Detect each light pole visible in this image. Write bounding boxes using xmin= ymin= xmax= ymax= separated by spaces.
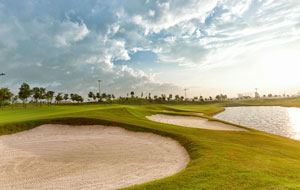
xmin=184 ymin=88 xmax=188 ymax=100
xmin=98 ymin=80 xmax=102 ymax=96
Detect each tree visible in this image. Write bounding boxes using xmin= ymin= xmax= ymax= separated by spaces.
xmin=96 ymin=93 xmax=102 ymax=102
xmin=64 ymin=94 xmax=69 ymax=102
xmin=18 ymin=83 xmax=31 ymax=107
xmin=46 ymin=91 xmax=55 ymax=105
xmin=70 ymin=93 xmax=75 ymax=102
xmin=130 ymin=91 xmax=135 ymax=98
xmin=199 ymin=96 xmax=204 ymax=102
xmin=11 ymin=95 xmax=18 ymax=107
xmin=141 ymin=92 xmax=143 ymax=98
xmin=88 ymin=91 xmax=95 ymax=102
xmin=55 ymin=93 xmax=63 ymax=103
xmin=102 ymin=93 xmax=107 ymax=100
xmin=168 ymin=94 xmax=173 ymax=101
xmin=39 ymin=88 xmax=46 ymax=106
xmin=77 ymin=95 xmax=84 ymax=103
xmin=175 ymin=94 xmax=180 ymax=101
xmin=0 ymin=88 xmax=13 ymax=109
xmin=32 ymin=87 xmax=41 ymax=105
xmin=70 ymin=93 xmax=83 ymax=103
xmin=161 ymin=94 xmax=166 ymax=101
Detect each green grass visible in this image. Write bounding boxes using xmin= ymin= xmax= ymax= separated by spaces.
xmin=1 ymin=99 xmax=300 ymax=189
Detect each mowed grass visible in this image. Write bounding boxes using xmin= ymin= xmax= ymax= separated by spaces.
xmin=1 ymin=99 xmax=300 ymax=189
xmin=0 ymin=104 xmax=121 ymax=125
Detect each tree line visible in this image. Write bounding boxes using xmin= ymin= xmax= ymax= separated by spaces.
xmin=0 ymin=83 xmax=84 ymax=108
xmin=0 ymin=83 xmax=230 ymax=108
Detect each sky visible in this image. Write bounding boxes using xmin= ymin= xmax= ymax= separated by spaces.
xmin=0 ymin=0 xmax=300 ymax=98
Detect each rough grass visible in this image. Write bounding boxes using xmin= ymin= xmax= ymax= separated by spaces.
xmin=1 ymin=99 xmax=300 ymax=189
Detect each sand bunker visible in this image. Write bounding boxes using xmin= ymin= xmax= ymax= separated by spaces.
xmin=147 ymin=114 xmax=247 ymax=131
xmin=0 ymin=124 xmax=189 ymax=190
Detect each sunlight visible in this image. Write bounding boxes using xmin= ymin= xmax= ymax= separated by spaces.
xmin=261 ymin=50 xmax=300 ymax=85
xmin=288 ymin=108 xmax=300 ymax=139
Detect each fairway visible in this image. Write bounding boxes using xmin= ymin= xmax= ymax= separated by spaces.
xmin=1 ymin=101 xmax=300 ymax=189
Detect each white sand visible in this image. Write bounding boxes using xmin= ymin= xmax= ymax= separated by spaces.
xmin=147 ymin=114 xmax=248 ymax=131
xmin=0 ymin=124 xmax=189 ymax=190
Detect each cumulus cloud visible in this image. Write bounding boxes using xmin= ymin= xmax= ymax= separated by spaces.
xmin=0 ymin=0 xmax=299 ymax=97
xmin=54 ymin=20 xmax=90 ymax=47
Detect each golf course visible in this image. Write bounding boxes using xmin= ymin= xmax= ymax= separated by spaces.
xmin=1 ymin=98 xmax=300 ymax=189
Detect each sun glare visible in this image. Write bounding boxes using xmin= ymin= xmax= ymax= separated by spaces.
xmin=261 ymin=50 xmax=300 ymax=85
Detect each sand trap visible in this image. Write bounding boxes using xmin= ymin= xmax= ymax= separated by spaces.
xmin=0 ymin=124 xmax=189 ymax=190
xmin=147 ymin=114 xmax=247 ymax=131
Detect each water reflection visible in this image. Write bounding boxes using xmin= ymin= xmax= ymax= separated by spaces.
xmin=287 ymin=108 xmax=300 ymax=139
xmin=214 ymin=106 xmax=300 ymax=140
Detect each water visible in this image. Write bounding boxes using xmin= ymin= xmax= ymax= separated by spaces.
xmin=214 ymin=106 xmax=300 ymax=140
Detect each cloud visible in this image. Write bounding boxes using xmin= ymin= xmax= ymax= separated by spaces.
xmin=54 ymin=20 xmax=90 ymax=47
xmin=1 ymin=0 xmax=300 ymax=97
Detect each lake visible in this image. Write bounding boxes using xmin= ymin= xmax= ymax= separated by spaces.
xmin=214 ymin=106 xmax=300 ymax=140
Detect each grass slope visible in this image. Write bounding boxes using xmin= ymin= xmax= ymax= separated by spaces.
xmin=1 ymin=100 xmax=300 ymax=189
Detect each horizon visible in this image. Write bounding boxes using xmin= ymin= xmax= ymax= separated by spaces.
xmin=0 ymin=0 xmax=300 ymax=98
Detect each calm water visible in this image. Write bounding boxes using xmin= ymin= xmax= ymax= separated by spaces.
xmin=214 ymin=106 xmax=300 ymax=140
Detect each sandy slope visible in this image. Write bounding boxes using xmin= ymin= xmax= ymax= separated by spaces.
xmin=147 ymin=114 xmax=247 ymax=131
xmin=0 ymin=124 xmax=189 ymax=190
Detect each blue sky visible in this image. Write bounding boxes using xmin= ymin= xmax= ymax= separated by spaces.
xmin=0 ymin=0 xmax=300 ymax=98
